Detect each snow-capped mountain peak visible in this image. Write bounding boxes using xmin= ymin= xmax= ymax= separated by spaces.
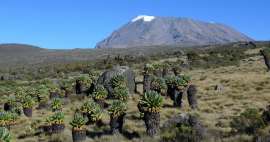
xmin=131 ymin=15 xmax=155 ymax=22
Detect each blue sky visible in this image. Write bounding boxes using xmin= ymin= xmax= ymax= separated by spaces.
xmin=0 ymin=0 xmax=269 ymax=49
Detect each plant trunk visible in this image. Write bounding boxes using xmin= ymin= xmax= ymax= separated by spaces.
xmin=173 ymin=89 xmax=183 ymax=108
xmin=23 ymin=107 xmax=32 ymax=117
xmin=37 ymin=102 xmax=48 ymax=109
xmin=75 ymin=80 xmax=82 ymax=94
xmin=167 ymin=85 xmax=175 ymax=99
xmin=50 ymin=92 xmax=60 ymax=99
xmin=143 ymin=74 xmax=151 ymax=93
xmin=110 ymin=114 xmax=125 ymax=134
xmin=154 ymin=70 xmax=163 ymax=77
xmin=51 ymin=124 xmax=65 ymax=133
xmin=144 ymin=112 xmax=160 ymax=137
xmin=187 ymin=85 xmax=198 ymax=109
xmin=4 ymin=103 xmax=13 ymax=111
xmin=162 ymin=68 xmax=169 ymax=77
xmin=43 ymin=125 xmax=53 ymax=134
xmin=260 ymin=50 xmax=270 ymax=71
xmin=72 ymin=129 xmax=86 ymax=142
xmin=94 ymin=99 xmax=106 ymax=108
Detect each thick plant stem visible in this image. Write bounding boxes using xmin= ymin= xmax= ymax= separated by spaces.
xmin=173 ymin=89 xmax=183 ymax=108
xmin=260 ymin=50 xmax=270 ymax=71
xmin=75 ymin=80 xmax=82 ymax=94
xmin=110 ymin=114 xmax=125 ymax=134
xmin=144 ymin=112 xmax=160 ymax=137
xmin=187 ymin=84 xmax=198 ymax=109
xmin=143 ymin=74 xmax=151 ymax=94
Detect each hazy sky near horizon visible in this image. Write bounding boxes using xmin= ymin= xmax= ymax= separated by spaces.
xmin=0 ymin=0 xmax=269 ymax=49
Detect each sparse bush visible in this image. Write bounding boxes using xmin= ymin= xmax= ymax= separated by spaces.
xmin=230 ymin=108 xmax=266 ymax=134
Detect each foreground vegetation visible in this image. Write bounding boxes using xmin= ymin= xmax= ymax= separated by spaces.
xmin=0 ymin=42 xmax=270 ymax=141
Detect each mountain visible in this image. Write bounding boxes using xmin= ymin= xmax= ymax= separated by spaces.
xmin=96 ymin=15 xmax=253 ymax=48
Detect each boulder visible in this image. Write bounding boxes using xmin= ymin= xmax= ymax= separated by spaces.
xmin=97 ymin=66 xmax=136 ymax=95
xmin=162 ymin=113 xmax=207 ymax=142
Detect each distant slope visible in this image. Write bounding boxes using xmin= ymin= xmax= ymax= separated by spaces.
xmin=96 ymin=16 xmax=253 ymax=48
xmin=0 ymin=41 xmax=268 ymax=70
xmin=0 ymin=44 xmax=44 ymax=53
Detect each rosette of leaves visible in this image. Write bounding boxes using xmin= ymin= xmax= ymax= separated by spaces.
xmin=21 ymin=95 xmax=35 ymax=108
xmin=151 ymin=77 xmax=167 ymax=94
xmin=175 ymin=77 xmax=188 ymax=90
xmin=77 ymin=76 xmax=92 ymax=87
xmin=180 ymin=75 xmax=191 ymax=84
xmin=48 ymin=84 xmax=61 ymax=94
xmin=89 ymin=106 xmax=103 ymax=122
xmin=80 ymin=100 xmax=103 ymax=122
xmin=139 ymin=91 xmax=163 ymax=113
xmin=4 ymin=96 xmax=17 ymax=108
xmin=51 ymin=98 xmax=63 ymax=112
xmin=108 ymin=101 xmax=127 ymax=118
xmin=110 ymin=75 xmax=126 ymax=88
xmin=60 ymin=80 xmax=73 ymax=93
xmin=0 ymin=127 xmax=11 ymax=142
xmin=80 ymin=100 xmax=97 ymax=114
xmin=4 ymin=96 xmax=22 ymax=115
xmin=113 ymin=86 xmax=128 ymax=101
xmin=36 ymin=85 xmax=50 ymax=103
xmin=70 ymin=113 xmax=88 ymax=130
xmin=26 ymin=87 xmax=38 ymax=102
xmin=14 ymin=87 xmax=27 ymax=102
xmin=48 ymin=112 xmax=65 ymax=125
xmin=165 ymin=76 xmax=177 ymax=88
xmin=88 ymin=70 xmax=99 ymax=83
xmin=144 ymin=63 xmax=154 ymax=74
xmin=0 ymin=112 xmax=18 ymax=127
xmin=152 ymin=63 xmax=162 ymax=71
xmin=92 ymin=85 xmax=108 ymax=100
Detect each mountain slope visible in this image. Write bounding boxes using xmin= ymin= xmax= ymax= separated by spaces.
xmin=96 ymin=16 xmax=253 ymax=48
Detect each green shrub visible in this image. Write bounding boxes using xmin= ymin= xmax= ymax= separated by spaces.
xmin=230 ymin=108 xmax=266 ymax=134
